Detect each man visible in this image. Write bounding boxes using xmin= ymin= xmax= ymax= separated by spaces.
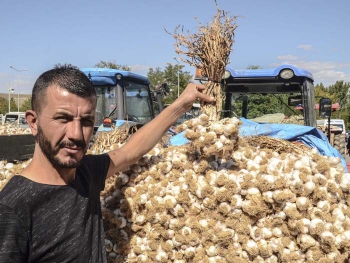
xmin=0 ymin=65 xmax=214 ymax=262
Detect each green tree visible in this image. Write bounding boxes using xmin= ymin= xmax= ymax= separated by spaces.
xmin=0 ymin=97 xmax=9 ymax=115
xmin=315 ymin=81 xmax=350 ymax=128
xmin=328 ymin=81 xmax=350 ymax=117
xmin=315 ymin=83 xmax=334 ymax=100
xmin=20 ymin=97 xmax=32 ymax=112
xmin=147 ymin=63 xmax=193 ymax=105
xmin=147 ymin=67 xmax=164 ymax=89
xmin=9 ymin=98 xmax=18 ymax=112
xmin=94 ymin=60 xmax=131 ymax=71
xmin=246 ymin=95 xmax=292 ymax=119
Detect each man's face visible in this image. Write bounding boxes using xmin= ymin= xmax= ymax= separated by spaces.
xmin=36 ymin=85 xmax=96 ymax=168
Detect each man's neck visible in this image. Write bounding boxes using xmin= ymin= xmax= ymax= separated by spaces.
xmin=21 ymin=151 xmax=77 ymax=185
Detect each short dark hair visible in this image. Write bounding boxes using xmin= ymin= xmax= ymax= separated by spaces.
xmin=31 ymin=64 xmax=96 ymax=113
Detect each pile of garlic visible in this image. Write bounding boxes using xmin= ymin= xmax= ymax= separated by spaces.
xmin=2 ymin=114 xmax=350 ymax=262
xmin=0 ymin=160 xmax=30 ymax=190
xmin=100 ymin=114 xmax=350 ymax=263
xmin=0 ymin=123 xmax=31 ymax=135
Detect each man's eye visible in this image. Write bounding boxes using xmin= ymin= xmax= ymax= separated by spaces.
xmin=57 ymin=117 xmax=68 ymax=122
xmin=82 ymin=119 xmax=94 ymax=126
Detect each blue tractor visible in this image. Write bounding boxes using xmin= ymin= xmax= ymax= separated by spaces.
xmin=173 ymin=64 xmax=348 ymax=170
xmin=216 ymin=64 xmax=317 ymax=127
xmin=80 ymin=68 xmax=167 ymax=133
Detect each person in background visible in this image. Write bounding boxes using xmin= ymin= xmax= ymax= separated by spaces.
xmin=0 ymin=64 xmax=214 ymax=263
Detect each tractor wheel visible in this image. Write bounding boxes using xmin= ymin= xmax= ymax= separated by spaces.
xmin=333 ymin=134 xmax=346 ymax=156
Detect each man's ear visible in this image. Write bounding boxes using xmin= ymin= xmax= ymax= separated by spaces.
xmin=25 ymin=110 xmax=38 ymax=136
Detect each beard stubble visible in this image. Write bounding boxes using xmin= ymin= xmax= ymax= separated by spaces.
xmin=36 ymin=125 xmax=87 ymax=168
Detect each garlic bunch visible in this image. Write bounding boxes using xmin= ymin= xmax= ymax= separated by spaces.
xmin=0 ymin=123 xmax=31 ymax=135
xmin=0 ymin=159 xmax=31 ymax=190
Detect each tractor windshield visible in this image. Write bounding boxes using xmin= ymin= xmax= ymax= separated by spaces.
xmin=95 ymin=86 xmax=116 ymax=126
xmin=229 ymin=93 xmax=304 ymax=125
xmin=124 ymin=83 xmax=153 ymax=124
xmin=80 ymin=67 xmax=155 ymax=129
xmin=95 ymin=82 xmax=153 ymax=126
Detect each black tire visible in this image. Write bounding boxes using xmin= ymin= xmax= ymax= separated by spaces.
xmin=333 ymin=134 xmax=346 ymax=156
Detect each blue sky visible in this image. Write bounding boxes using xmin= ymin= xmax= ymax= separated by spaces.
xmin=1 ymin=0 xmax=350 ymax=94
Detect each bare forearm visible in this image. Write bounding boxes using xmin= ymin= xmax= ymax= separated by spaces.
xmin=124 ymin=102 xmax=185 ymax=159
xmin=107 ymin=102 xmax=184 ymax=175
xmin=107 ymin=83 xmax=214 ymax=176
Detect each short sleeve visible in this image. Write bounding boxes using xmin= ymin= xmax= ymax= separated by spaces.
xmin=78 ymin=154 xmax=111 ymax=192
xmin=0 ymin=204 xmax=29 ymax=263
xmin=92 ymin=154 xmax=111 ymax=191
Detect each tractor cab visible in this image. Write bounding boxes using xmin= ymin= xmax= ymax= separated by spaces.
xmin=214 ymin=65 xmax=317 ymax=127
xmin=80 ymin=68 xmax=162 ymax=132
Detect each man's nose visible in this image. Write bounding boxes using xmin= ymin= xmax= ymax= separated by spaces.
xmin=66 ymin=120 xmax=84 ymax=141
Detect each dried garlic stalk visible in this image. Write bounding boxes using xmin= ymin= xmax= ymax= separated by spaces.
xmin=168 ymin=0 xmax=239 ymax=121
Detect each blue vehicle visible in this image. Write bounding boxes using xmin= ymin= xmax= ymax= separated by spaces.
xmin=80 ymin=68 xmax=166 ymax=132
xmin=189 ymin=64 xmax=347 ymax=170
xmin=218 ymin=64 xmax=317 ymax=127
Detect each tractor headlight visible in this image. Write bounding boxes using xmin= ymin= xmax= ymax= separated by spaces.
xmin=103 ymin=117 xmax=113 ymax=127
xmin=222 ymin=70 xmax=231 ymax=79
xmin=280 ymin=69 xmax=294 ymax=79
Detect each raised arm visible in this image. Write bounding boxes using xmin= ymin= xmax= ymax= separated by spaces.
xmin=106 ymin=83 xmax=214 ymax=178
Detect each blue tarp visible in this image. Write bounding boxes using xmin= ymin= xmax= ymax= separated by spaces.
xmin=97 ymin=120 xmax=138 ymax=132
xmin=170 ymin=118 xmax=348 ymax=172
